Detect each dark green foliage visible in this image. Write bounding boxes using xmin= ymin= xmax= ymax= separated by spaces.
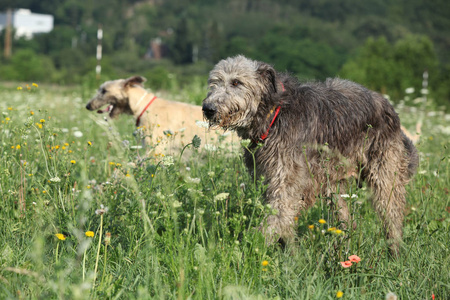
xmin=340 ymin=35 xmax=444 ymax=103
xmin=0 ymin=0 xmax=449 ymax=106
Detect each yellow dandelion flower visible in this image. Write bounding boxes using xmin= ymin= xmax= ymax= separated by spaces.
xmin=64 ymin=143 xmax=69 ymax=146
xmin=87 ymin=141 xmax=92 ymax=146
xmin=62 ymin=146 xmax=66 ymax=150
xmin=68 ymin=150 xmax=72 ymax=153
xmin=125 ymin=173 xmax=131 ymax=177
xmin=334 ymin=229 xmax=343 ymax=235
xmin=261 ymin=260 xmax=269 ymax=267
xmin=23 ymin=161 xmax=27 ymax=166
xmin=327 ymin=227 xmax=336 ymax=232
xmin=55 ymin=145 xmax=60 ymax=150
xmin=85 ymin=231 xmax=94 ymax=238
xmin=87 ymin=185 xmax=91 ymax=189
xmin=109 ymin=162 xmax=115 ymax=165
xmin=151 ymin=174 xmax=154 ymax=178
xmin=5 ymin=117 xmax=10 ymax=121
xmin=30 ymin=111 xmax=34 ymax=115
xmin=17 ymin=86 xmax=23 ymax=90
xmin=70 ymin=160 xmax=76 ymax=164
xmin=336 ymin=290 xmax=344 ymax=298
xmin=16 ymin=145 xmax=21 ymax=150
xmin=319 ymin=219 xmax=326 ymax=224
xmin=32 ymin=83 xmax=38 ymax=88
xmin=38 ymin=124 xmax=42 ymax=129
xmin=39 ymin=119 xmax=45 ymax=123
xmin=262 ymin=268 xmax=268 ymax=272
xmin=116 ymin=163 xmax=121 ymax=167
xmin=308 ymin=224 xmax=315 ymax=230
xmin=43 ymin=190 xmax=46 ymax=193
xmin=55 ymin=233 xmax=66 ymax=240
xmin=294 ymin=216 xmax=299 ymax=221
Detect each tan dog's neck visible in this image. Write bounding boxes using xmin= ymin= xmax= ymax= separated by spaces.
xmin=128 ymin=85 xmax=157 ymax=120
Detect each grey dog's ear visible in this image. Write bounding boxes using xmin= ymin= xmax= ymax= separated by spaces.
xmin=257 ymin=62 xmax=277 ymax=93
xmin=124 ymin=76 xmax=147 ymax=87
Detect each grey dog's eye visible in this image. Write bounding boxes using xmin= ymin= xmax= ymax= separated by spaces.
xmin=100 ymin=88 xmax=106 ymax=94
xmin=231 ymin=79 xmax=241 ymax=87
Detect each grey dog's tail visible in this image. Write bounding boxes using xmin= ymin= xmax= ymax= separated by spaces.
xmin=402 ymin=132 xmax=419 ymax=178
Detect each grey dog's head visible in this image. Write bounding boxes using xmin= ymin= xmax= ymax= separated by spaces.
xmin=85 ymin=76 xmax=146 ymax=118
xmin=202 ymin=55 xmax=277 ymax=130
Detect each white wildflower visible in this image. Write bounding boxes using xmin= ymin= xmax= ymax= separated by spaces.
xmin=240 ymin=139 xmax=251 ymax=148
xmin=172 ymin=200 xmax=182 ymax=208
xmin=340 ymin=194 xmax=350 ymax=198
xmin=186 ymin=177 xmax=201 ymax=184
xmin=204 ymin=144 xmax=217 ymax=152
xmin=162 ymin=155 xmax=174 ymax=166
xmin=351 ymin=194 xmax=358 ymax=199
xmin=50 ymin=177 xmax=61 ymax=183
xmin=420 ymin=88 xmax=429 ymax=95
xmin=195 ymin=121 xmax=209 ymax=129
xmin=73 ymin=130 xmax=83 ymax=138
xmin=385 ymin=292 xmax=398 ymax=300
xmin=214 ymin=193 xmax=229 ymax=201
xmin=95 ymin=204 xmax=108 ymax=215
xmin=405 ymin=87 xmax=415 ymax=94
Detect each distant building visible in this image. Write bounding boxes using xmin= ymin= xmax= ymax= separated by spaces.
xmin=0 ymin=9 xmax=54 ymax=39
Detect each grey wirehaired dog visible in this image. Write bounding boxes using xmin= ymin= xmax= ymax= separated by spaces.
xmin=202 ymin=55 xmax=418 ymax=256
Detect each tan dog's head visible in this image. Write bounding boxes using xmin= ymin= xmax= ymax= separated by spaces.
xmin=86 ymin=76 xmax=146 ymax=118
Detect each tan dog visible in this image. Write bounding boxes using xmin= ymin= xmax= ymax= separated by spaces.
xmin=86 ymin=76 xmax=235 ymax=153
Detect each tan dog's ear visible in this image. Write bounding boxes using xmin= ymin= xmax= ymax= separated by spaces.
xmin=124 ymin=76 xmax=147 ymax=88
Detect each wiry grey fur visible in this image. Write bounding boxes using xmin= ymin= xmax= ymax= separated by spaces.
xmin=202 ymin=55 xmax=418 ymax=256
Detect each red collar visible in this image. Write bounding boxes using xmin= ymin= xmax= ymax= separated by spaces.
xmin=259 ymin=82 xmax=285 ymax=141
xmin=260 ymin=106 xmax=281 ymax=141
xmin=135 ymin=96 xmax=157 ymax=127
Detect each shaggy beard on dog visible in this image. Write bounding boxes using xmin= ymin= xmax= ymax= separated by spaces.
xmin=203 ymin=55 xmax=418 ymax=256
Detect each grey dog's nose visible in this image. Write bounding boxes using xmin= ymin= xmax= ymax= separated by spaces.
xmin=202 ymin=102 xmax=216 ymax=119
xmin=86 ymin=103 xmax=92 ymax=110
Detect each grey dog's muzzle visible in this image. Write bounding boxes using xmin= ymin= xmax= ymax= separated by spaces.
xmin=202 ymin=101 xmax=217 ymax=120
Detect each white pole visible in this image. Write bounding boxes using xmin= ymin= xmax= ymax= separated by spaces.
xmin=96 ymin=24 xmax=103 ymax=79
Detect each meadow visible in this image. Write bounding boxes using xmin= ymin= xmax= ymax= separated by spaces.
xmin=0 ymin=80 xmax=448 ymax=299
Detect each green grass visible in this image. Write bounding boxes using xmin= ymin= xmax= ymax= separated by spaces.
xmin=0 ymin=82 xmax=448 ymax=299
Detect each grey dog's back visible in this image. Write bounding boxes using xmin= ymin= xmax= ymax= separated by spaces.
xmin=260 ymin=76 xmax=418 ymax=176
